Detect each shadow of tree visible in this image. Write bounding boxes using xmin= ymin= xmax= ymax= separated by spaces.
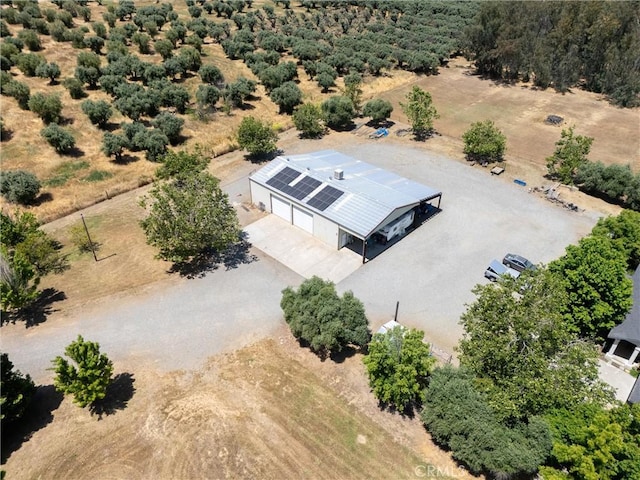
xmin=244 ymin=148 xmax=282 ymax=164
xmin=328 ymin=345 xmax=358 ymax=363
xmin=1 ymin=288 xmax=67 ymax=328
xmin=169 ymin=233 xmax=258 ymax=279
xmin=24 ymin=288 xmax=67 ymax=328
xmin=1 ymin=384 xmax=63 ymax=463
xmin=89 ymin=372 xmax=136 ymax=420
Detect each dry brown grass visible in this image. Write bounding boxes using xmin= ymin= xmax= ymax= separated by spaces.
xmin=3 ymin=337 xmax=472 ymax=480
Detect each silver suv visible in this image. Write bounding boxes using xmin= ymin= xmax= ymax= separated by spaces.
xmin=485 ymin=260 xmax=520 ymax=282
xmin=502 ymin=253 xmax=535 ymax=273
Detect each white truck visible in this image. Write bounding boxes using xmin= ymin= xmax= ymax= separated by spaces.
xmin=375 ymin=210 xmax=415 ymax=244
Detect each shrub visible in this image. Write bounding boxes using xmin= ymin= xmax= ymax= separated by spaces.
xmin=15 ymin=52 xmax=44 ymax=76
xmin=292 ymin=103 xmax=324 ymax=138
xmin=0 ymin=353 xmax=36 ymax=427
xmin=81 ymin=99 xmax=112 ymax=128
xmin=236 ymin=116 xmax=278 ymax=157
xmin=462 ymin=120 xmax=507 ymax=163
xmin=17 ymin=28 xmax=41 ymax=51
xmin=41 ymin=123 xmax=75 ymax=154
xmin=0 ymin=170 xmax=41 ymax=204
xmin=35 ymin=62 xmax=61 ymax=84
xmin=321 ymin=96 xmax=355 ymax=130
xmin=29 ymin=92 xmax=63 ymax=124
xmin=151 ymin=111 xmax=184 ymax=145
xmin=5 ymin=80 xmax=30 ymax=109
xmin=62 ymin=77 xmax=85 ymax=99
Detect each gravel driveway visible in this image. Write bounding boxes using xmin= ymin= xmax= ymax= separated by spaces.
xmin=0 ymin=134 xmax=600 ymax=380
xmin=332 ymin=141 xmax=600 ymax=356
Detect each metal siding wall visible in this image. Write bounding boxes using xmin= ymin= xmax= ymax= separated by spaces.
xmin=292 ymin=206 xmax=313 ymax=233
xmin=313 ymin=214 xmax=340 ymax=248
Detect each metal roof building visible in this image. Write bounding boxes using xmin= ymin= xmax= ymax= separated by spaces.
xmin=606 ymin=266 xmax=640 ymax=368
xmin=249 ymin=150 xmax=442 ymax=261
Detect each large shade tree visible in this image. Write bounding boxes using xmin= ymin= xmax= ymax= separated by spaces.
xmin=236 ymin=116 xmax=278 ymax=158
xmin=280 ymin=276 xmax=370 ymax=357
xmin=549 ymin=235 xmax=633 ymax=340
xmin=462 ymin=120 xmax=506 ymax=163
xmin=139 ymin=172 xmax=240 ymax=264
xmin=363 ymin=326 xmax=435 ymax=412
xmin=458 ymin=268 xmax=614 ymax=421
xmin=546 ymin=126 xmax=594 ymax=184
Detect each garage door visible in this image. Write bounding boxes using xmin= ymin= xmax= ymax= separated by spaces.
xmin=293 ymin=206 xmax=313 ymax=233
xmin=271 ymin=195 xmax=291 ymax=221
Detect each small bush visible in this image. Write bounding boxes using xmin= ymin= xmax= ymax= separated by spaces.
xmin=0 ymin=170 xmax=41 ymax=204
xmin=29 ymin=92 xmax=63 ymax=123
xmin=62 ymin=77 xmax=86 ymax=99
xmin=41 ymin=123 xmax=75 ymax=154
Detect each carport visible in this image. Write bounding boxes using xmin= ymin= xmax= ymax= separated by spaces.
xmin=249 ymin=150 xmax=442 ymax=263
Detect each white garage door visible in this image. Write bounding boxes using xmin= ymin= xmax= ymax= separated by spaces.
xmin=293 ymin=206 xmax=313 ymax=233
xmin=271 ymin=195 xmax=291 ymax=221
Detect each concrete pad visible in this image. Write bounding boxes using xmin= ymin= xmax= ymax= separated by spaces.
xmin=244 ymin=215 xmax=362 ymax=283
xmin=598 ymin=359 xmax=636 ymax=403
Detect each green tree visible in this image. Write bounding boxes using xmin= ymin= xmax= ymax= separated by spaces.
xmin=41 ymin=123 xmax=75 ymax=154
xmin=422 ymin=366 xmax=552 ymax=477
xmin=28 ymin=92 xmax=63 ymax=124
xmin=236 ymin=116 xmax=278 ymax=158
xmin=1 ymin=210 xmax=67 ymax=276
xmin=101 ymin=132 xmax=129 ymax=162
xmin=18 ymin=29 xmax=41 ymax=51
xmin=549 ymin=235 xmax=633 ymax=340
xmin=591 ymin=210 xmax=640 ymax=271
xmin=154 ymin=38 xmax=174 ymax=60
xmin=139 ymin=171 xmax=240 ymax=264
xmin=362 ymin=98 xmax=393 ymax=125
xmin=292 ymin=103 xmax=324 ymax=138
xmin=363 ymin=326 xmax=435 ymax=411
xmin=0 ymin=170 xmax=40 ymax=205
xmin=546 ymin=126 xmax=594 ymax=184
xmin=321 ymin=95 xmax=355 ymax=130
xmin=52 ymin=335 xmax=113 ymax=408
xmin=81 ymin=99 xmax=112 ymax=128
xmin=280 ymin=276 xmax=370 ymax=356
xmin=62 ymin=77 xmax=86 ymax=99
xmin=15 ymin=52 xmax=44 ymax=76
xmin=155 ymin=149 xmax=209 ymax=180
xmin=462 ymin=120 xmax=506 ymax=163
xmin=342 ymin=72 xmax=363 ymax=114
xmin=269 ymin=81 xmax=302 ymax=114
xmin=151 ymin=111 xmax=184 ymax=145
xmin=541 ymin=403 xmax=640 ymax=480
xmin=5 ymin=80 xmax=30 ymax=109
xmin=35 ymin=62 xmax=61 ymax=84
xmin=139 ymin=129 xmax=169 ymax=162
xmin=0 ymin=246 xmax=40 ymax=313
xmin=458 ymin=268 xmax=614 ymax=421
xmin=400 ymin=86 xmax=440 ymax=139
xmin=400 ymin=86 xmax=439 ymax=139
xmin=224 ymin=76 xmax=257 ymax=108
xmin=0 ymin=353 xmax=36 ymax=426
xmin=198 ymin=64 xmax=224 ymax=86
xmin=196 ymin=84 xmax=221 ymax=110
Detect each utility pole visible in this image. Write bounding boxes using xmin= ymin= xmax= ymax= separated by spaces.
xmin=394 ymin=301 xmax=399 ymax=322
xmin=80 ymin=214 xmax=98 ymax=262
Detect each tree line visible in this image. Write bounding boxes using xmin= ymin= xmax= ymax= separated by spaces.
xmin=465 ymin=1 xmax=640 ymax=107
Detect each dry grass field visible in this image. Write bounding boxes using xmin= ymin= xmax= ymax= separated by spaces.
xmin=2 ymin=335 xmax=474 ymax=480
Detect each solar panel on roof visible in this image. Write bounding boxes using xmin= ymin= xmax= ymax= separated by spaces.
xmin=266 ymin=166 xmax=301 ymax=191
xmin=307 ymin=185 xmax=344 ymax=211
xmin=285 ymin=176 xmax=322 ymax=200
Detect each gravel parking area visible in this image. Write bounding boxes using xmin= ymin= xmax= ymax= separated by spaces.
xmin=329 ymin=141 xmax=600 ymax=357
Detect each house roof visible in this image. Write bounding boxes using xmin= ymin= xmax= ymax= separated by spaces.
xmin=629 ymin=376 xmax=640 ymax=404
xmin=249 ymin=150 xmax=441 ymax=238
xmin=609 ymin=266 xmax=640 ymax=346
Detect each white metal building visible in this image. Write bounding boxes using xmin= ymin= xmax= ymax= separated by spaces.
xmin=249 ymin=150 xmax=442 ymax=261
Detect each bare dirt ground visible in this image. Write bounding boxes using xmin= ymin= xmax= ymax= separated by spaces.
xmin=2 ymin=334 xmax=474 ymax=480
xmin=3 ymin=42 xmax=638 ymax=480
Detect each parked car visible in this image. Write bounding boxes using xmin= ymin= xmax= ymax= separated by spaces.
xmin=502 ymin=253 xmax=536 ymax=273
xmin=485 ymin=259 xmax=521 ymax=282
